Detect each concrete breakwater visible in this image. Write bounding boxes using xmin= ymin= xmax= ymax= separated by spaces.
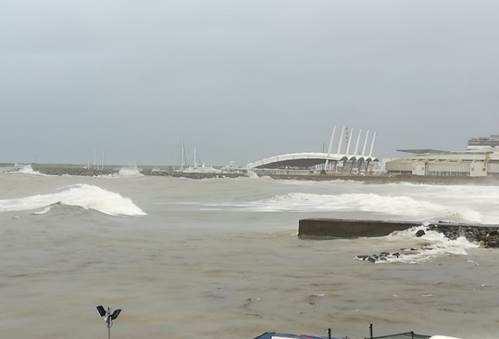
xmin=427 ymin=222 xmax=499 ymax=248
xmin=4 ymin=163 xmax=499 ymax=183
xmin=0 ymin=164 xmax=243 ymax=178
xmin=33 ymin=166 xmax=117 ymax=176
xmin=141 ymin=168 xmax=245 ymax=179
xmin=298 ymin=218 xmax=421 ymax=239
xmin=21 ymin=164 xmax=247 ymax=178
xmin=266 ymin=173 xmax=499 ymax=185
xmin=299 ymin=218 xmax=499 ymax=248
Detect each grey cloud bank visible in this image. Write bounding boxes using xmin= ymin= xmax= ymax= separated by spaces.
xmin=1 ymin=0 xmax=498 ymax=165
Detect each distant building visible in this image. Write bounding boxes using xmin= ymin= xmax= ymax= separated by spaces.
xmin=248 ymin=125 xmax=379 ymax=175
xmin=467 ymin=134 xmax=499 ymax=150
xmin=386 ymin=135 xmax=499 ymax=177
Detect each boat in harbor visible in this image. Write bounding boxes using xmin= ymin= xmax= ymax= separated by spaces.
xmin=178 ymin=145 xmax=222 ymax=174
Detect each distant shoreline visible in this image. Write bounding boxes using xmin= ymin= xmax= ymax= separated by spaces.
xmin=264 ymin=173 xmax=499 ymax=185
xmin=2 ymin=163 xmax=499 ymax=185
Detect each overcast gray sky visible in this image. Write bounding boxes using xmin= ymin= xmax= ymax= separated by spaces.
xmin=1 ymin=0 xmax=498 ymax=165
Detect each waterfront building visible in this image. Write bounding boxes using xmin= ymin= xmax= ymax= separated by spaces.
xmin=247 ymin=125 xmax=379 ymax=175
xmin=386 ymin=135 xmax=499 ymax=177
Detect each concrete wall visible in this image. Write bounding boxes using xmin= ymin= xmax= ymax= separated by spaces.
xmin=299 ymin=218 xmax=499 ymax=247
xmin=298 ymin=218 xmax=420 ymax=238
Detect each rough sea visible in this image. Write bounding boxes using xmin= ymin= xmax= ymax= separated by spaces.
xmin=1 ymin=167 xmax=498 ymax=338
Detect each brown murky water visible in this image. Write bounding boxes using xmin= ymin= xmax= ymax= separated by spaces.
xmin=1 ymin=174 xmax=498 ymax=338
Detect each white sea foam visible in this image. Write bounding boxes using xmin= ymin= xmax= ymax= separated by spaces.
xmin=218 ymin=193 xmax=483 ymax=222
xmin=0 ymin=184 xmax=146 ymax=216
xmin=11 ymin=164 xmax=46 ymax=176
xmin=98 ymin=167 xmax=144 ymax=178
xmin=118 ymin=167 xmax=144 ymax=177
xmin=32 ymin=206 xmax=53 ymax=215
xmin=383 ymin=226 xmax=479 ymax=264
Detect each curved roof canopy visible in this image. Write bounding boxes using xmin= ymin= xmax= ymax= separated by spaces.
xmin=247 ymin=152 xmax=378 ymax=169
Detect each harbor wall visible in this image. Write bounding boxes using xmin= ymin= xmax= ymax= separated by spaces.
xmin=2 ymin=163 xmax=499 ymax=184
xmin=299 ymin=218 xmax=499 ymax=247
xmin=266 ymin=173 xmax=499 ymax=185
xmin=298 ymin=218 xmax=420 ymax=238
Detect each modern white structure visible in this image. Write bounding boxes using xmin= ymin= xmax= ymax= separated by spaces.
xmin=247 ymin=125 xmax=378 ymax=173
xmin=386 ymin=134 xmax=499 ymax=177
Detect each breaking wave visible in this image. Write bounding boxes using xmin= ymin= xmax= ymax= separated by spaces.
xmin=0 ymin=184 xmax=146 ymax=216
xmin=98 ymin=167 xmax=144 ymax=178
xmin=118 ymin=167 xmax=144 ymax=177
xmin=32 ymin=205 xmax=53 ymax=215
xmin=219 ymin=193 xmax=483 ymax=222
xmin=11 ymin=164 xmax=46 ymax=176
xmin=383 ymin=226 xmax=479 ymax=264
xmin=100 ymin=167 xmax=144 ymax=178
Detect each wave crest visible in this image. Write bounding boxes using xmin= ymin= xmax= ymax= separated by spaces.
xmin=0 ymin=184 xmax=146 ymax=216
xmin=215 ymin=193 xmax=483 ymax=222
xmin=10 ymin=164 xmax=46 ymax=176
xmin=383 ymin=226 xmax=479 ymax=263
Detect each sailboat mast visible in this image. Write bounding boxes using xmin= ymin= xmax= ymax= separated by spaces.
xmin=180 ymin=143 xmax=185 ymax=171
xmin=193 ymin=147 xmax=197 ymax=168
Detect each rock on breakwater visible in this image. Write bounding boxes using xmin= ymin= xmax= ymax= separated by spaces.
xmin=427 ymin=222 xmax=499 ymax=248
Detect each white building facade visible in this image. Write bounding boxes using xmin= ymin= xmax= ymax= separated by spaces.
xmin=386 ymin=135 xmax=499 ymax=177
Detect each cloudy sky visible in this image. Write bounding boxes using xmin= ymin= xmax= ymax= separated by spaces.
xmin=1 ymin=0 xmax=498 ymax=165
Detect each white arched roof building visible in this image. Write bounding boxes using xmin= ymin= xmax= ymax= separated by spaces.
xmin=247 ymin=126 xmax=378 ymax=170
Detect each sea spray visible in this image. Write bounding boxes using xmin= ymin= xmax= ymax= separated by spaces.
xmin=10 ymin=164 xmax=46 ymax=176
xmin=99 ymin=167 xmax=144 ymax=178
xmin=0 ymin=184 xmax=146 ymax=216
xmin=207 ymin=192 xmax=483 ymax=223
xmin=118 ymin=167 xmax=144 ymax=177
xmin=357 ymin=226 xmax=479 ymax=264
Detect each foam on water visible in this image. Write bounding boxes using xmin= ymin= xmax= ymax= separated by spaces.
xmin=118 ymin=167 xmax=144 ymax=177
xmin=32 ymin=206 xmax=53 ymax=215
xmin=217 ymin=192 xmax=483 ymax=222
xmin=11 ymin=164 xmax=46 ymax=176
xmin=382 ymin=226 xmax=479 ymax=264
xmin=98 ymin=167 xmax=144 ymax=178
xmin=0 ymin=184 xmax=146 ymax=216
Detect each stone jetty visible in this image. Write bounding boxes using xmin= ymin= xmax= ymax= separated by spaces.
xmin=299 ymin=218 xmax=499 ymax=248
xmin=18 ymin=164 xmax=247 ymax=178
xmin=298 ymin=218 xmax=421 ymax=238
xmin=427 ymin=222 xmax=499 ymax=248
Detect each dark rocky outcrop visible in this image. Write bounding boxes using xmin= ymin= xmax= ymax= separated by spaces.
xmin=416 ymin=230 xmax=426 ymax=237
xmin=427 ymin=222 xmax=499 ymax=248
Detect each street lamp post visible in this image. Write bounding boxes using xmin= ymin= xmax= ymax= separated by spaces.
xmin=96 ymin=305 xmax=122 ymax=339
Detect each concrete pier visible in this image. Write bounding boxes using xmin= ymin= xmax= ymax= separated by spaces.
xmin=299 ymin=218 xmax=499 ymax=247
xmin=298 ymin=218 xmax=421 ymax=238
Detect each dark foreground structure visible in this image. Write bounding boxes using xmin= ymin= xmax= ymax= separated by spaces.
xmin=255 ymin=331 xmax=344 ymax=339
xmin=299 ymin=218 xmax=499 ymax=247
xmin=255 ymin=332 xmax=429 ymax=339
xmin=366 ymin=332 xmax=430 ymax=339
xmin=298 ymin=219 xmax=421 ymax=238
xmin=255 ymin=326 xmax=431 ymax=339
